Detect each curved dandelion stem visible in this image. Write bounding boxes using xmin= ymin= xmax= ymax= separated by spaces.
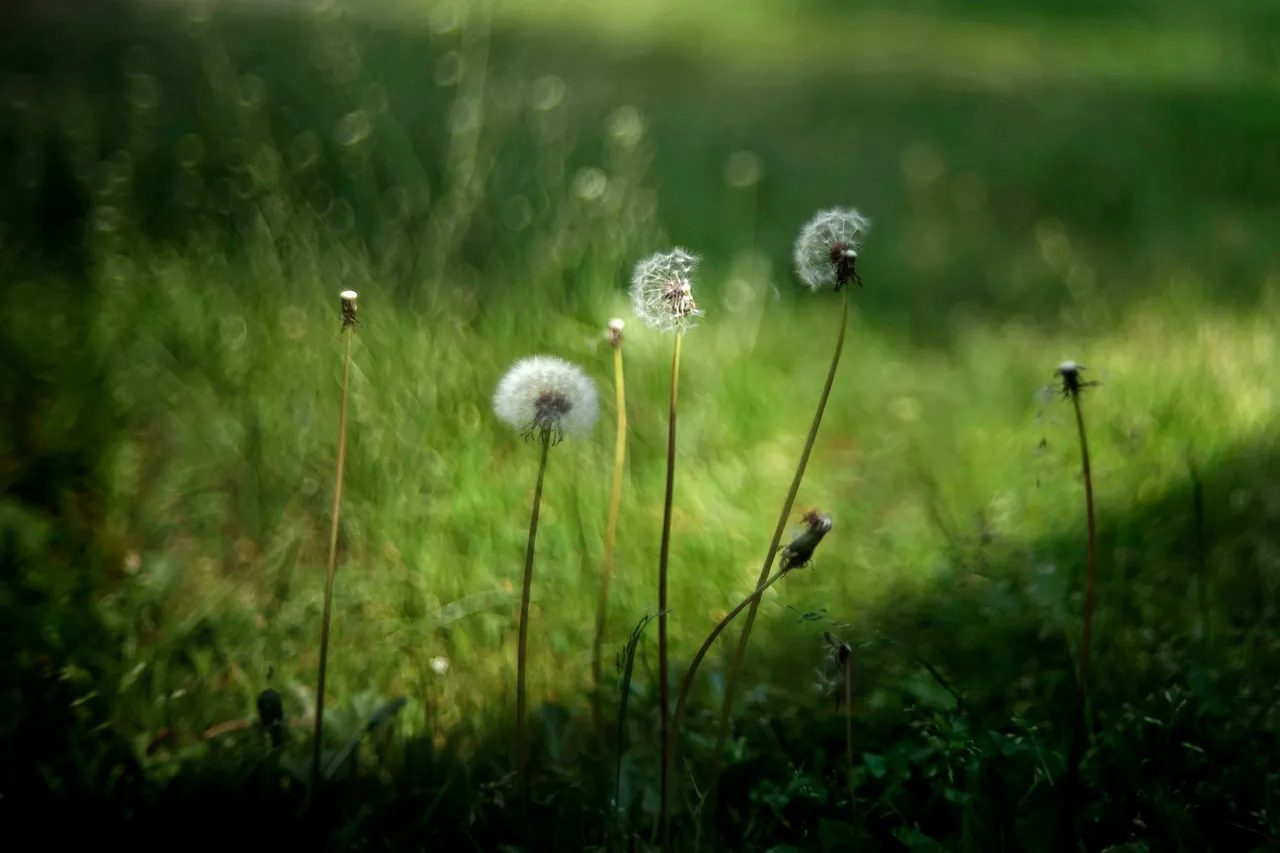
xmin=705 ymin=284 xmax=850 ymax=812
xmin=657 ymin=330 xmax=683 ymax=848
xmin=516 ymin=432 xmax=552 ymax=805
xmin=667 ymin=566 xmax=793 ymax=846
xmin=312 ymin=324 xmax=354 ymax=791
xmin=593 ymin=343 xmax=628 ymax=745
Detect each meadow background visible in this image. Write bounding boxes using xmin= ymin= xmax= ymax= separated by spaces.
xmin=1 ymin=0 xmax=1278 ymax=849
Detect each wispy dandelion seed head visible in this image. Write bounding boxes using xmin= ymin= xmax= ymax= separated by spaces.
xmin=493 ymin=355 xmax=598 ymax=442
xmin=631 ymin=248 xmax=703 ymax=333
xmin=794 ymin=208 xmax=871 ymax=291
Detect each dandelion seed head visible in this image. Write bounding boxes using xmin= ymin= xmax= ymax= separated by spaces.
xmin=794 ymin=208 xmax=871 ymax=291
xmin=340 ymin=290 xmax=358 ymax=301
xmin=493 ymin=355 xmax=598 ymax=442
xmin=631 ymin=247 xmax=703 ymax=333
xmin=429 ymin=655 xmax=450 ymax=676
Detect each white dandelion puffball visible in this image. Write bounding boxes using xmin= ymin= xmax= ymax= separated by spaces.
xmin=631 ymin=247 xmax=703 ymax=333
xmin=493 ymin=355 xmax=599 ymax=439
xmin=429 ymin=655 xmax=449 ymax=676
xmin=794 ymin=208 xmax=871 ymax=291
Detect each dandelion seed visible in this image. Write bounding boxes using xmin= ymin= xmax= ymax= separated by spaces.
xmin=493 ymin=355 xmax=598 ymax=444
xmin=794 ymin=208 xmax=871 ymax=291
xmin=429 ymin=656 xmax=450 ymax=676
xmin=631 ymin=248 xmax=703 ymax=333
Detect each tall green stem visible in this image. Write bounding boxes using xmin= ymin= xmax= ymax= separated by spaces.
xmin=593 ymin=344 xmax=628 ymax=743
xmin=312 ymin=325 xmax=353 ymax=790
xmin=844 ymin=654 xmax=858 ymax=844
xmin=1062 ymin=388 xmax=1097 ymax=847
xmin=657 ymin=331 xmax=683 ymax=847
xmin=516 ymin=433 xmax=552 ymax=804
xmin=706 ymin=286 xmax=850 ymax=808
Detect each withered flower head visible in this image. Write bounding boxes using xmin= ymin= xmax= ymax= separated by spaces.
xmin=339 ymin=290 xmax=359 ymax=330
xmin=606 ymin=318 xmax=625 ymax=349
xmin=1054 ymin=360 xmax=1097 ymax=399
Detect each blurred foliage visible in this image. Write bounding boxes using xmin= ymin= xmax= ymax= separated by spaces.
xmin=1 ymin=0 xmax=1278 ymax=850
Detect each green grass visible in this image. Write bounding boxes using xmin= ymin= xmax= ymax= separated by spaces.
xmin=2 ymin=0 xmax=1279 ymax=849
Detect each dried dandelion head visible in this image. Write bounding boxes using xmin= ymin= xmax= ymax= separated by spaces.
xmin=794 ymin=208 xmax=871 ymax=291
xmin=494 ymin=355 xmax=599 ymax=444
xmin=339 ymin=290 xmax=359 ymax=329
xmin=1054 ymin=360 xmax=1096 ymax=399
xmin=631 ymin=248 xmax=702 ymax=333
xmin=606 ymin=317 xmax=625 ymax=349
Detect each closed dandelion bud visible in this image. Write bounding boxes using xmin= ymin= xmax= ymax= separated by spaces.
xmin=631 ymin=248 xmax=703 ymax=333
xmin=780 ymin=509 xmax=833 ymax=570
xmin=794 ymin=208 xmax=871 ymax=291
xmin=494 ymin=355 xmax=599 ymax=444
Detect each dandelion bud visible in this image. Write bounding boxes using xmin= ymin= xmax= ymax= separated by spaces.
xmin=494 ymin=355 xmax=599 ymax=444
xmin=781 ymin=509 xmax=833 ymax=570
xmin=631 ymin=248 xmax=702 ymax=333
xmin=606 ymin=317 xmax=625 ymax=349
xmin=794 ymin=208 xmax=870 ymax=291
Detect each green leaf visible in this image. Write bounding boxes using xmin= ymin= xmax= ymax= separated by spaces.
xmin=862 ymin=751 xmax=887 ymax=778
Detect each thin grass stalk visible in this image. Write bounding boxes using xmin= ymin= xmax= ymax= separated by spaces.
xmin=657 ymin=330 xmax=683 ymax=847
xmin=593 ymin=342 xmax=628 ymax=743
xmin=516 ymin=433 xmax=552 ymax=805
xmin=844 ymin=653 xmax=858 ymax=844
xmin=1062 ymin=386 xmax=1097 ymax=847
xmin=311 ymin=324 xmax=353 ymax=790
xmin=706 ymin=285 xmax=850 ymax=805
xmin=1071 ymin=390 xmax=1098 ymax=710
xmin=666 ymin=566 xmax=793 ymax=846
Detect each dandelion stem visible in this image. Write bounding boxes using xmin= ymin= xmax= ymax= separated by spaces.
xmin=658 ymin=330 xmax=683 ymax=848
xmin=844 ymin=653 xmax=858 ymax=845
xmin=1062 ymin=386 xmax=1097 ymax=846
xmin=517 ymin=432 xmax=552 ymax=806
xmin=668 ymin=566 xmax=793 ymax=846
xmin=706 ymin=284 xmax=850 ymax=810
xmin=593 ymin=343 xmax=628 ymax=745
xmin=1071 ymin=389 xmax=1097 ymax=715
xmin=311 ymin=324 xmax=353 ymax=791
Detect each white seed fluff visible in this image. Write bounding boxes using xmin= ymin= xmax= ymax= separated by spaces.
xmin=793 ymin=208 xmax=871 ymax=291
xmin=1057 ymin=360 xmax=1080 ymax=374
xmin=631 ymin=247 xmax=703 ymax=333
xmin=493 ymin=355 xmax=598 ymax=439
xmin=340 ymin=290 xmax=359 ymax=300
